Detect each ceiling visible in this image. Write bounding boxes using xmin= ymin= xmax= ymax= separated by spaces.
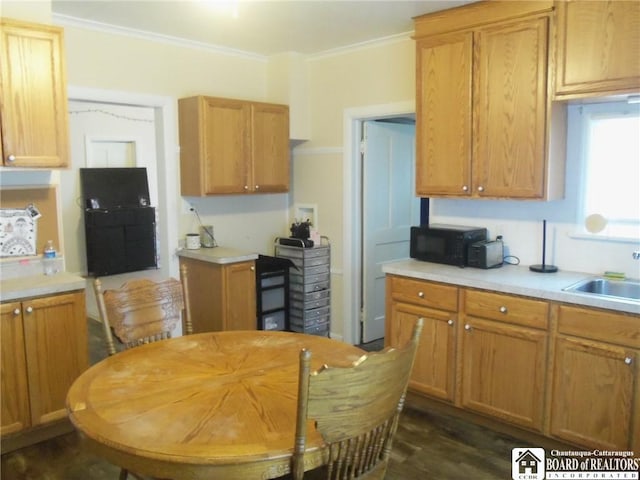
xmin=51 ymin=0 xmax=475 ymax=57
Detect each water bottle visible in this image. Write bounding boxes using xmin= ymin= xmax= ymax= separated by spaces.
xmin=43 ymin=240 xmax=57 ymax=276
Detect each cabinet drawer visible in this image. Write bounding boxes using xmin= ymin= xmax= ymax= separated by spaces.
xmin=388 ymin=276 xmax=458 ymax=312
xmin=464 ymin=290 xmax=548 ymax=329
xmin=558 ymin=305 xmax=640 ymax=349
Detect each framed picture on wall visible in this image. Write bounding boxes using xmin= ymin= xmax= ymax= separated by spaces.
xmin=0 ymin=208 xmax=37 ymax=257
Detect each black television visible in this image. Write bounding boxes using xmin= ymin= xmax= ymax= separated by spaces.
xmin=80 ymin=167 xmax=151 ymax=210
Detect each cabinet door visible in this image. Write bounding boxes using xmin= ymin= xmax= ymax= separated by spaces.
xmin=415 ymin=33 xmax=473 ymax=197
xmin=474 ymin=16 xmax=548 ymax=198
xmin=22 ymin=292 xmax=88 ymax=426
xmin=0 ymin=302 xmax=30 ymax=435
xmin=0 ymin=19 xmax=69 ymax=168
xmin=202 ymin=97 xmax=250 ymax=194
xmin=555 ymin=0 xmax=640 ymax=97
xmin=223 ymin=261 xmax=257 ymax=331
xmin=550 ymin=336 xmax=636 ymax=450
xmin=251 ymin=103 xmax=289 ymax=193
xmin=388 ymin=301 xmax=456 ymax=402
xmin=461 ymin=317 xmax=547 ymax=431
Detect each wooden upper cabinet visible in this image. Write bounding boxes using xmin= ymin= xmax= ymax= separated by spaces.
xmin=415 ymin=33 xmax=472 ymax=196
xmin=474 ymin=17 xmax=549 ymax=198
xmin=414 ymin=1 xmax=562 ymax=200
xmin=0 ymin=18 xmax=69 ymax=168
xmin=251 ymin=103 xmax=290 ymax=193
xmin=179 ymin=96 xmax=289 ymax=196
xmin=555 ymin=0 xmax=640 ymax=98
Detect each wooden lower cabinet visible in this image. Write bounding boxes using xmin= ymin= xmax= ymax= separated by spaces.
xmin=460 ymin=317 xmax=547 ymax=432
xmin=550 ymin=336 xmax=636 ymax=450
xmin=387 ymin=274 xmax=640 ymax=449
xmin=386 ymin=276 xmax=458 ymax=402
xmin=387 ymin=301 xmax=456 ymax=402
xmin=179 ymin=257 xmax=256 ymax=332
xmin=549 ymin=305 xmax=639 ymax=450
xmin=1 ymin=291 xmax=88 ymax=437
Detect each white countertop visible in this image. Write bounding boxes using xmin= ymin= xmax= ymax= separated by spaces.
xmin=383 ymin=260 xmax=640 ymax=315
xmin=176 ymin=246 xmax=258 ymax=264
xmin=1 ymin=272 xmax=86 ymax=302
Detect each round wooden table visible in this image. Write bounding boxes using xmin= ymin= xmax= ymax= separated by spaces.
xmin=66 ymin=330 xmax=365 ymax=479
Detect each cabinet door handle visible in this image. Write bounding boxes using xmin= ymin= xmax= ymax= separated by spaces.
xmin=499 ymin=306 xmax=508 ymax=314
xmin=447 ymin=319 xmax=454 ymax=326
xmin=464 ymin=324 xmax=472 ymax=331
xmin=624 ymin=357 xmax=632 ymax=365
xmin=477 ymin=186 xmax=484 ymax=192
xmin=244 ymin=185 xmax=249 ymax=190
xmin=13 ymin=308 xmax=20 ymax=316
xmin=25 ymin=306 xmax=33 ymax=314
xmin=7 ymin=154 xmax=16 ymax=163
xmin=418 ymin=291 xmax=424 ymax=298
xmin=250 ymin=266 xmax=255 ymax=271
xmin=462 ymin=185 xmax=469 ymax=192
xmin=255 ymin=185 xmax=260 ymax=190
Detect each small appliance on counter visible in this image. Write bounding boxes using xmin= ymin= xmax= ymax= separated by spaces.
xmin=467 ymin=238 xmax=504 ymax=269
xmin=410 ymin=224 xmax=487 ymax=267
xmin=279 ymin=220 xmax=315 ymax=248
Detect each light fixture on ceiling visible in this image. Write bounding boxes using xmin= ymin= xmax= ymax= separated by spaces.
xmin=200 ymin=0 xmax=239 ymax=19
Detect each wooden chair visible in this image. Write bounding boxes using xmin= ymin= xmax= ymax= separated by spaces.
xmin=94 ymin=264 xmax=193 ymax=357
xmin=93 ymin=264 xmax=193 ymax=480
xmin=292 ymin=318 xmax=423 ymax=480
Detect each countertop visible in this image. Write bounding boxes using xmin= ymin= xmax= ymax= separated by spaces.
xmin=1 ymin=272 xmax=86 ymax=303
xmin=176 ymin=246 xmax=258 ymax=265
xmin=383 ymin=260 xmax=640 ymax=315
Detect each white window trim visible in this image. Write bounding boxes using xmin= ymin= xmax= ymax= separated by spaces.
xmin=568 ymin=100 xmax=640 ymax=244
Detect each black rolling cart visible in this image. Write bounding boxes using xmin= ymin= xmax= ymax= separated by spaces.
xmin=255 ymin=255 xmax=294 ymax=331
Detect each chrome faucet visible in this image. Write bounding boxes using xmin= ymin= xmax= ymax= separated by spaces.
xmin=633 ymin=251 xmax=640 ymax=260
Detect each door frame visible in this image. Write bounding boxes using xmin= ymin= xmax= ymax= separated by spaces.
xmin=67 ymin=86 xmax=179 ymax=279
xmin=342 ymin=100 xmax=415 ymax=345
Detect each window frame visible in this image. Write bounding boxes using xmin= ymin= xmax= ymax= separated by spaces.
xmin=570 ymin=100 xmax=640 ymax=244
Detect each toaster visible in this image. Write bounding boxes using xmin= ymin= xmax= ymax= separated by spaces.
xmin=467 ymin=239 xmax=504 ymax=269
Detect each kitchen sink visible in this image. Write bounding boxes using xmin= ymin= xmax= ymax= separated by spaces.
xmin=563 ymin=277 xmax=640 ymax=303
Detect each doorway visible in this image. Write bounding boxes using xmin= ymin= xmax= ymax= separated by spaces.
xmin=342 ymin=101 xmax=419 ymax=346
xmin=361 ymin=119 xmax=418 ymax=343
xmin=61 ymin=87 xmax=179 ymax=320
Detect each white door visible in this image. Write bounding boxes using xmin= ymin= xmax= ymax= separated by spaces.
xmin=362 ymin=120 xmax=419 ymax=343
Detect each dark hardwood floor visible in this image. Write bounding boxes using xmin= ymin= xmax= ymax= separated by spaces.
xmin=1 ymin=321 xmax=525 ymax=479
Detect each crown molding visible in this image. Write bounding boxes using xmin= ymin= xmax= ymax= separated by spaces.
xmin=53 ymin=13 xmax=413 ymax=62
xmin=307 ymin=31 xmax=413 ymax=61
xmin=52 ymin=13 xmax=268 ymax=62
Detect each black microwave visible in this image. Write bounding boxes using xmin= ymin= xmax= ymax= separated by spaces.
xmin=410 ymin=224 xmax=487 ymax=266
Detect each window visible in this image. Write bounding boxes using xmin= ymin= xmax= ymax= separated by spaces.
xmin=575 ymin=101 xmax=640 ymax=242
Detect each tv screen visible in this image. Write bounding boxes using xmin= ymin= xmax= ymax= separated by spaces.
xmin=80 ymin=167 xmax=150 ymax=209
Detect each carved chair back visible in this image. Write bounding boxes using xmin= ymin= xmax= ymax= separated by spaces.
xmin=93 ymin=264 xmax=193 ymax=356
xmin=292 ymin=318 xmax=423 ymax=479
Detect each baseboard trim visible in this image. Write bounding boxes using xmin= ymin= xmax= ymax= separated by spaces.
xmin=1 ymin=419 xmax=74 ymax=454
